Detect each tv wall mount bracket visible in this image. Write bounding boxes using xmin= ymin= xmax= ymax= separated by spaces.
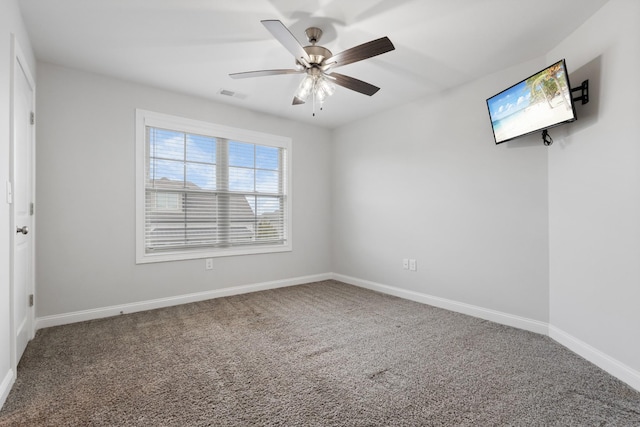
xmin=571 ymin=79 xmax=589 ymax=105
xmin=542 ymin=79 xmax=589 ymax=146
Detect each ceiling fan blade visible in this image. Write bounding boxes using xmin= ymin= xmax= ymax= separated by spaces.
xmin=261 ymin=20 xmax=311 ymax=65
xmin=292 ymin=97 xmax=305 ymax=105
xmin=325 ymin=37 xmax=395 ymax=69
xmin=328 ymin=72 xmax=380 ymax=96
xmin=229 ymin=69 xmax=303 ymax=79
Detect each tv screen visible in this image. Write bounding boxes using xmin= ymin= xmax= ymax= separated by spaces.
xmin=486 ymin=59 xmax=577 ymax=144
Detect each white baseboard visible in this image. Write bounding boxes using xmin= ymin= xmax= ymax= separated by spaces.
xmin=334 ymin=273 xmax=640 ymax=393
xmin=333 ymin=273 xmax=549 ymax=335
xmin=35 ymin=273 xmax=332 ymax=330
xmin=0 ymin=368 xmax=15 ymax=411
xmin=549 ymin=325 xmax=640 ymax=392
xmin=32 ymin=272 xmax=640 ymax=394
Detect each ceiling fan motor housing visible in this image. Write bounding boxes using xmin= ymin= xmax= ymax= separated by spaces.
xmin=302 ymin=45 xmax=332 ymax=67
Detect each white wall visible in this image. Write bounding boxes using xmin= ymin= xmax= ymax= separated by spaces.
xmin=0 ymin=0 xmax=36 ymax=407
xmin=331 ymin=58 xmax=550 ymax=323
xmin=35 ymin=62 xmax=332 ymax=317
xmin=548 ymin=0 xmax=640 ymax=379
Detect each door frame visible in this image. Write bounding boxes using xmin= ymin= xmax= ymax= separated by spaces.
xmin=9 ymin=34 xmax=36 ymax=372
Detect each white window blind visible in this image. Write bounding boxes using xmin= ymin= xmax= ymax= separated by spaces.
xmin=136 ymin=110 xmax=291 ymax=263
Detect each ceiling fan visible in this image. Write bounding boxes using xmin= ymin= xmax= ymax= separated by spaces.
xmin=229 ymin=20 xmax=395 ymax=113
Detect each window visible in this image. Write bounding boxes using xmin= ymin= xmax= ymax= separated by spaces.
xmin=136 ymin=110 xmax=292 ymax=263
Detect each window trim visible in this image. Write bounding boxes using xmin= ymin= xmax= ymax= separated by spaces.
xmin=135 ymin=109 xmax=292 ymax=264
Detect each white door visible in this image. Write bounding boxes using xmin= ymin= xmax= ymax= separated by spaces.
xmin=11 ymin=39 xmax=35 ymax=363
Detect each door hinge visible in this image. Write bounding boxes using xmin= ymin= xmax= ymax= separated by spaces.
xmin=5 ymin=181 xmax=12 ymax=204
xmin=30 ymin=112 xmax=35 ymax=125
xmin=30 ymin=202 xmax=34 ymax=215
xmin=29 ymin=294 xmax=34 ymax=307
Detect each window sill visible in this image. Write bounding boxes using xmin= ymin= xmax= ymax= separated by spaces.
xmin=135 ymin=243 xmax=292 ymax=264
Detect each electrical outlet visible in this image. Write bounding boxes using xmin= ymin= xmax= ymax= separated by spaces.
xmin=402 ymin=259 xmax=409 ymax=270
xmin=409 ymin=259 xmax=417 ymax=271
xmin=205 ymin=258 xmax=213 ymax=270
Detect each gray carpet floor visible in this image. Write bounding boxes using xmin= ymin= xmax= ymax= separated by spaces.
xmin=1 ymin=280 xmax=639 ymax=426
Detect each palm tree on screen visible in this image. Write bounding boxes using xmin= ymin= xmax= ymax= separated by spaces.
xmin=526 ymin=63 xmax=572 ymax=111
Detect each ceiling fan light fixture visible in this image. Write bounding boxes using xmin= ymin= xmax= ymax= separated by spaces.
xmin=315 ymin=76 xmax=335 ymax=102
xmin=295 ymin=74 xmax=315 ymax=101
xmin=294 ymin=73 xmax=336 ymax=106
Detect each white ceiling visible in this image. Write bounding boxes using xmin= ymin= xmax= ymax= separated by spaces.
xmin=18 ymin=0 xmax=609 ymax=129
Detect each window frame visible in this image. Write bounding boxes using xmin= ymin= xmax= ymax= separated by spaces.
xmin=135 ymin=109 xmax=292 ymax=264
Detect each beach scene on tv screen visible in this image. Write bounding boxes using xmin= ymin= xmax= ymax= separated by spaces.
xmin=488 ymin=61 xmax=575 ymax=143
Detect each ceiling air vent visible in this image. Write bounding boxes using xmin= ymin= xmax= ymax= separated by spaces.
xmin=218 ymin=89 xmax=247 ymax=100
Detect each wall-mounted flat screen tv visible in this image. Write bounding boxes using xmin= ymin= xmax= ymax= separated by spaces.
xmin=486 ymin=59 xmax=577 ymax=144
